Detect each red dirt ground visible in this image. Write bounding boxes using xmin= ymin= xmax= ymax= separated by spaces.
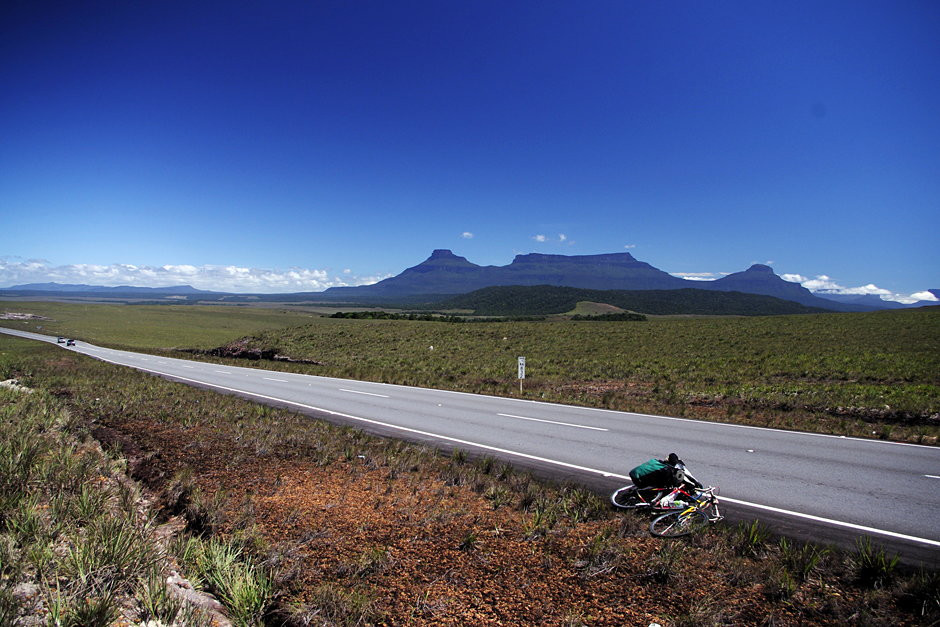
xmin=93 ymin=413 xmax=899 ymax=626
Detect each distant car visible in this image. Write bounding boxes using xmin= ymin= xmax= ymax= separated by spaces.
xmin=57 ymin=336 xmax=65 ymax=343
xmin=66 ymin=339 xmax=75 ymax=346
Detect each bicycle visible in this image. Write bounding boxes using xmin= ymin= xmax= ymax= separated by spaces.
xmin=648 ymin=486 xmax=723 ymax=537
xmin=610 ymin=484 xmax=677 ymax=511
xmin=612 ymin=460 xmax=702 ymax=512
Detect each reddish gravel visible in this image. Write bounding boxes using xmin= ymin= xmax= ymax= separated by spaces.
xmin=92 ymin=413 xmax=905 ymax=626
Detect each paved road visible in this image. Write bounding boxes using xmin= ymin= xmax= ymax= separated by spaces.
xmin=3 ymin=327 xmax=939 ymax=563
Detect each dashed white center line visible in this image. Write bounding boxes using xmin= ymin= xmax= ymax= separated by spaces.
xmin=926 ymin=474 xmax=940 ymax=479
xmin=214 ymin=370 xmax=231 ymax=374
xmin=340 ymin=388 xmax=390 ymax=398
xmin=263 ymin=377 xmax=288 ymax=382
xmin=497 ymin=413 xmax=608 ymax=431
xmin=181 ymin=365 xmax=194 ymax=369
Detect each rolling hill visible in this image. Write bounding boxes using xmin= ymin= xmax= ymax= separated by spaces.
xmin=431 ymin=285 xmax=832 ymax=316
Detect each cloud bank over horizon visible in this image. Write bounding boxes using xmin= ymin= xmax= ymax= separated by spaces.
xmin=778 ymin=273 xmax=936 ymax=304
xmin=0 ymin=259 xmax=388 ymax=294
xmin=667 ymin=270 xmax=935 ymax=304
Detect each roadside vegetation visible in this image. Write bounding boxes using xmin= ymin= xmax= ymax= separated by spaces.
xmin=1 ymin=334 xmax=938 ymax=625
xmin=2 ymin=304 xmax=937 ymax=444
xmin=0 ymin=365 xmax=271 ymax=625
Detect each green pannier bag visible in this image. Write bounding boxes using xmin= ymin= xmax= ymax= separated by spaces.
xmin=629 ymin=458 xmax=669 ymax=484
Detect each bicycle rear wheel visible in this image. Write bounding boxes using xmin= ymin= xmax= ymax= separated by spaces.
xmin=611 ymin=486 xmax=643 ymax=509
xmin=649 ymin=509 xmax=710 ymax=537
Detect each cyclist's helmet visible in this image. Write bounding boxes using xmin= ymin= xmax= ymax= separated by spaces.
xmin=667 ymin=453 xmax=681 ymax=465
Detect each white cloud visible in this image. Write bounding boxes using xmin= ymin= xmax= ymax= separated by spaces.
xmin=841 ymin=284 xmax=893 ymax=296
xmin=558 ymin=234 xmax=567 ymax=242
xmin=461 ymin=231 xmax=474 ymax=239
xmin=779 ymin=272 xmax=932 ymax=304
xmin=0 ymin=259 xmax=386 ymax=293
xmin=672 ymin=272 xmax=717 ymax=281
xmin=533 ymin=234 xmax=547 ymax=242
xmin=624 ymin=244 xmax=636 ymax=249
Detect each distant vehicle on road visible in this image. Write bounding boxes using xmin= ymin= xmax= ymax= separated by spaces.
xmin=66 ymin=339 xmax=75 ymax=346
xmin=57 ymin=336 xmax=65 ymax=343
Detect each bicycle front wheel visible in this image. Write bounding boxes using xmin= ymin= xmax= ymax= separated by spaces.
xmin=649 ymin=509 xmax=710 ymax=537
xmin=611 ymin=486 xmax=642 ymax=509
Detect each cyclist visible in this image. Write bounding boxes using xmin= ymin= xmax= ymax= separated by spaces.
xmin=628 ymin=453 xmax=702 ymax=504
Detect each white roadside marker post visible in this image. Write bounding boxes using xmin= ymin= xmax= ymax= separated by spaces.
xmin=518 ymin=356 xmax=525 ymax=394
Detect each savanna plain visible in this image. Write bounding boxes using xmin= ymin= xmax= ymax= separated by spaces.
xmin=0 ymin=302 xmax=938 ymax=625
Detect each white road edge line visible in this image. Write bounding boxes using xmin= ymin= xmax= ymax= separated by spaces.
xmin=719 ymin=496 xmax=940 ymax=547
xmin=4 ymin=331 xmax=939 ymax=549
xmin=42 ymin=333 xmax=937 ymax=450
xmin=340 ymin=388 xmax=390 ymax=398
xmin=70 ymin=350 xmax=940 ymax=550
xmin=498 ymin=413 xmax=608 ymax=431
xmin=334 ymin=370 xmax=939 ymax=450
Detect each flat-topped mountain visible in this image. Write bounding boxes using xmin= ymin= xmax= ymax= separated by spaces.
xmin=323 ymin=249 xmax=688 ymax=299
xmin=501 ymin=252 xmax=685 ymax=290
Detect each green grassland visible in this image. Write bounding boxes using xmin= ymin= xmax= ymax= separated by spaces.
xmin=2 ymin=302 xmax=938 ymax=442
xmin=211 ymin=307 xmax=940 ymax=441
xmin=0 ymin=302 xmax=318 ymax=349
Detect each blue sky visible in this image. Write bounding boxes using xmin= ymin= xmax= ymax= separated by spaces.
xmin=1 ymin=1 xmax=938 ymax=300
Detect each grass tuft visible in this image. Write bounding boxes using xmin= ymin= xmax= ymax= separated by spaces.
xmin=854 ymin=536 xmax=900 ymax=589
xmin=181 ymin=536 xmax=274 ymax=626
xmin=778 ymin=537 xmax=828 ymax=582
xmin=732 ymin=520 xmax=772 ymax=557
xmin=139 ymin=566 xmax=184 ymax=624
xmin=304 ymin=583 xmax=383 ymax=626
xmin=645 ymin=541 xmax=686 ymax=585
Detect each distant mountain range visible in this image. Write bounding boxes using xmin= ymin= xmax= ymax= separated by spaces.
xmin=321 ymin=249 xmax=935 ymax=312
xmin=3 ymin=253 xmax=937 ymax=313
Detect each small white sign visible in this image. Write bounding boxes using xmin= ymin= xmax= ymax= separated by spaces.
xmin=518 ymin=356 xmax=526 ymax=379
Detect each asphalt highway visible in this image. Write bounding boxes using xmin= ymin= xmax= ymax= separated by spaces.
xmin=3 ymin=327 xmax=939 ymax=564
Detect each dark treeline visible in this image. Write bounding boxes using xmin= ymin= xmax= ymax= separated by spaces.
xmin=328 ymin=311 xmax=546 ymax=323
xmin=570 ymin=312 xmax=647 ymax=322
